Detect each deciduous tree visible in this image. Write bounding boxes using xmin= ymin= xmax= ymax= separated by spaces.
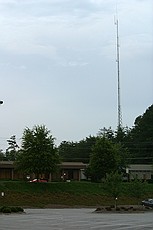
xmin=0 ymin=149 xmax=5 ymax=161
xmin=87 ymin=137 xmax=127 ymax=181
xmin=16 ymin=125 xmax=60 ymax=178
xmin=104 ymin=171 xmax=122 ymax=208
xmin=6 ymin=135 xmax=19 ymax=161
xmin=125 ymin=104 xmax=153 ymax=163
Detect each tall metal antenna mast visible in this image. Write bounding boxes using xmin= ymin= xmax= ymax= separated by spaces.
xmin=115 ymin=17 xmax=122 ymax=130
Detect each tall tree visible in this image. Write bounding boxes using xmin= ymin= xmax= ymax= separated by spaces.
xmin=58 ymin=136 xmax=97 ymax=163
xmin=58 ymin=141 xmax=77 ymax=161
xmin=98 ymin=127 xmax=115 ymax=141
xmin=125 ymin=104 xmax=153 ymax=163
xmin=75 ymin=136 xmax=97 ymax=163
xmin=6 ymin=135 xmax=19 ymax=161
xmin=0 ymin=149 xmax=5 ymax=161
xmin=87 ymin=137 xmax=127 ymax=182
xmin=16 ymin=125 xmax=60 ymax=178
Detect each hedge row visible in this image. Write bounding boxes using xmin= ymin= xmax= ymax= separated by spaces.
xmin=0 ymin=206 xmax=24 ymax=213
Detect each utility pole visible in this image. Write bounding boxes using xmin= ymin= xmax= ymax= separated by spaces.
xmin=115 ymin=17 xmax=122 ymax=130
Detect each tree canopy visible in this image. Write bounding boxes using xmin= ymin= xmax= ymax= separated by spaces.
xmin=1 ymin=104 xmax=152 ymax=170
xmin=86 ymin=137 xmax=127 ymax=181
xmin=0 ymin=149 xmax=5 ymax=161
xmin=58 ymin=136 xmax=97 ymax=163
xmin=5 ymin=135 xmax=19 ymax=161
xmin=15 ymin=125 xmax=60 ymax=177
xmin=124 ymin=104 xmax=153 ymax=163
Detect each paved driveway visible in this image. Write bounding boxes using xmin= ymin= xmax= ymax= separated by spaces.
xmin=0 ymin=208 xmax=153 ymax=230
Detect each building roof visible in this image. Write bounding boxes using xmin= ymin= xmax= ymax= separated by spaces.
xmin=60 ymin=162 xmax=87 ymax=169
xmin=0 ymin=161 xmax=14 ymax=168
xmin=0 ymin=161 xmax=87 ymax=170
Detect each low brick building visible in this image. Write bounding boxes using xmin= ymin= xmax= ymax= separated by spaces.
xmin=126 ymin=164 xmax=153 ymax=181
xmin=0 ymin=161 xmax=87 ymax=181
xmin=1 ymin=161 xmax=152 ymax=182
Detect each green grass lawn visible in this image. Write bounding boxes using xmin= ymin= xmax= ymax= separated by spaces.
xmin=0 ymin=181 xmax=153 ymax=208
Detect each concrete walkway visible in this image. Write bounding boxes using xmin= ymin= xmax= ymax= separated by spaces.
xmin=0 ymin=208 xmax=153 ymax=230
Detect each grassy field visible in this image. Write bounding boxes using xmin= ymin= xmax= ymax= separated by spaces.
xmin=0 ymin=181 xmax=153 ymax=208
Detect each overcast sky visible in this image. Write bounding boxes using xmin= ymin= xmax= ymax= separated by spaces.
xmin=0 ymin=0 xmax=152 ymax=150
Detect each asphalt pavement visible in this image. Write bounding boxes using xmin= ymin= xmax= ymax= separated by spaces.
xmin=0 ymin=208 xmax=153 ymax=230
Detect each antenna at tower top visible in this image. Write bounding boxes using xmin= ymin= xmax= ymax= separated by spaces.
xmin=115 ymin=15 xmax=122 ymax=130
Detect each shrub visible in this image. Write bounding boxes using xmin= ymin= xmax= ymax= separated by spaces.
xmin=0 ymin=206 xmax=24 ymax=213
xmin=16 ymin=206 xmax=24 ymax=212
xmin=10 ymin=207 xmax=18 ymax=212
xmin=106 ymin=207 xmax=112 ymax=211
xmin=95 ymin=207 xmax=102 ymax=211
xmin=2 ymin=207 xmax=12 ymax=213
xmin=0 ymin=206 xmax=7 ymax=212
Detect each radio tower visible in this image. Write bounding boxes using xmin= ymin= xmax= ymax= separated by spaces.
xmin=115 ymin=17 xmax=122 ymax=130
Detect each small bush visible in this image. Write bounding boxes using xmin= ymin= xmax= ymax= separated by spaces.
xmin=95 ymin=207 xmax=102 ymax=211
xmin=16 ymin=206 xmax=24 ymax=212
xmin=10 ymin=207 xmax=18 ymax=212
xmin=2 ymin=207 xmax=12 ymax=213
xmin=0 ymin=206 xmax=24 ymax=213
xmin=0 ymin=206 xmax=7 ymax=212
xmin=106 ymin=207 xmax=112 ymax=211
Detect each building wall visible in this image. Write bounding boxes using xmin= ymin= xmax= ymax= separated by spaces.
xmin=126 ymin=164 xmax=153 ymax=181
xmin=0 ymin=168 xmax=23 ymax=180
xmin=0 ymin=161 xmax=87 ymax=181
xmin=0 ymin=168 xmax=12 ymax=179
xmin=129 ymin=170 xmax=152 ymax=180
xmin=3 ymin=162 xmax=152 ymax=182
xmin=53 ymin=169 xmax=81 ymax=181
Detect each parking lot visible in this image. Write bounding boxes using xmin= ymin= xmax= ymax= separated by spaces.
xmin=0 ymin=208 xmax=153 ymax=230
